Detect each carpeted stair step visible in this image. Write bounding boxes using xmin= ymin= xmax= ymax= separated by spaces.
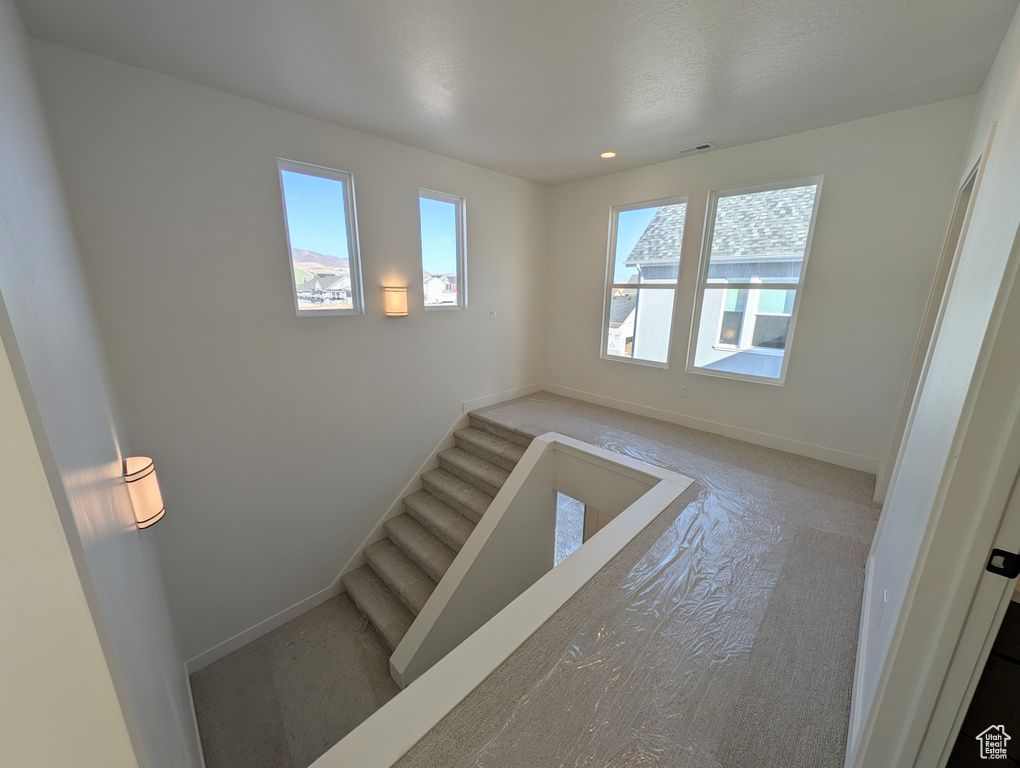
xmin=364 ymin=538 xmax=437 ymax=616
xmin=403 ymin=490 xmax=476 ymax=552
xmin=468 ymin=413 xmax=533 ymax=449
xmin=454 ymin=427 xmax=526 ymax=472
xmin=421 ymin=468 xmax=492 ymax=523
xmin=341 ymin=564 xmax=414 ymax=651
xmin=438 ymin=447 xmax=510 ymax=497
xmin=384 ymin=514 xmax=456 ymax=583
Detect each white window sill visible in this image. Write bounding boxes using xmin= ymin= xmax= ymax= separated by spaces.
xmin=601 ymin=352 xmax=669 ymax=369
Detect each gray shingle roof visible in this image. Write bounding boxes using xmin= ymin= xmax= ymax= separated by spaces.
xmin=324 ymin=274 xmax=350 ymax=291
xmin=624 ymin=204 xmax=686 ymax=265
xmin=710 ymin=185 xmax=817 ymax=261
xmin=295 ymin=275 xmax=326 ymax=292
xmin=621 ymin=185 xmax=817 ymax=267
xmin=609 ymin=293 xmax=636 ymax=325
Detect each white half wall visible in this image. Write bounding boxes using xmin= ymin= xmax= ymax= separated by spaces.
xmin=0 ymin=3 xmax=201 ymax=766
xmin=31 ymin=41 xmax=550 ymax=662
xmin=545 ymin=98 xmax=976 ymax=468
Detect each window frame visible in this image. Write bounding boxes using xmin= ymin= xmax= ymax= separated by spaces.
xmin=277 ymin=158 xmax=365 ymax=317
xmin=686 ymin=176 xmax=823 ymax=386
xmin=600 ymin=195 xmax=689 ymax=369
xmin=419 ymin=188 xmax=467 ymax=311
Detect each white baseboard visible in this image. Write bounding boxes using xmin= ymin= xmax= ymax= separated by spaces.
xmin=462 ymin=383 xmax=545 ymax=413
xmin=186 ymin=411 xmax=475 ymax=673
xmin=540 ymin=382 xmax=881 ymax=474
xmin=186 ymin=581 xmax=342 ymax=673
xmin=184 ymin=662 xmax=209 ymax=767
xmin=846 ymin=555 xmax=874 ymax=767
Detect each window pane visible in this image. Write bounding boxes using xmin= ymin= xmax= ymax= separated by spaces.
xmin=605 ymin=287 xmax=674 ymax=364
xmin=706 ymin=185 xmax=817 ymax=283
xmin=281 ymin=169 xmax=354 ymax=312
xmin=755 ymin=288 xmax=795 ymax=315
xmin=420 ymin=196 xmax=459 ymax=307
xmin=612 ymin=203 xmax=686 ymax=284
xmin=718 ymin=288 xmax=748 ymax=345
xmin=693 ymin=288 xmax=795 ymax=380
xmin=752 ymin=315 xmax=791 ymax=349
xmin=555 ymin=492 xmax=584 ymax=565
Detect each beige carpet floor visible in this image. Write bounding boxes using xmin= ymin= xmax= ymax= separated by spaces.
xmin=190 ymin=594 xmax=399 ymax=768
xmin=391 ymin=391 xmax=879 ymax=768
xmin=191 ymin=391 xmax=879 ymax=768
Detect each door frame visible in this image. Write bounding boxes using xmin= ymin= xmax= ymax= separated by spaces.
xmin=873 ymin=151 xmax=984 ymax=504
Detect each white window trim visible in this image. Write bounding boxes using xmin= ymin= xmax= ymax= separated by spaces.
xmin=419 ymin=188 xmax=467 ymax=311
xmin=686 ymin=176 xmax=823 ymax=386
xmin=600 ymin=195 xmax=688 ymax=369
xmin=277 ymin=158 xmax=365 ymax=316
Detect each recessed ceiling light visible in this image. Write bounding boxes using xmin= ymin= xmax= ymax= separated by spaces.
xmin=600 ymin=151 xmax=616 ymax=158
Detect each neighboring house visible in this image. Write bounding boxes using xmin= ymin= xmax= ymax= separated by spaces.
xmin=614 ymin=188 xmax=814 ymax=375
xmin=624 ymin=204 xmax=686 ymax=282
xmin=423 ymin=272 xmax=458 ymax=306
xmin=295 ymin=273 xmax=352 ymax=307
xmin=692 ymin=186 xmax=816 ymax=379
xmin=324 ymin=274 xmax=352 ymax=305
xmin=606 ymin=288 xmax=636 ymax=357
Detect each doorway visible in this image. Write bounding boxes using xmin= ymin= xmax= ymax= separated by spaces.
xmin=874 ymin=160 xmax=980 ymax=503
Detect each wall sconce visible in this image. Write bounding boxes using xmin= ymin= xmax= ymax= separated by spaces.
xmin=383 ymin=287 xmax=408 ymax=317
xmin=124 ymin=457 xmax=166 ymax=529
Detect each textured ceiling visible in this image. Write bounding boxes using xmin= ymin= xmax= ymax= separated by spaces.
xmin=16 ymin=0 xmax=1019 ymax=184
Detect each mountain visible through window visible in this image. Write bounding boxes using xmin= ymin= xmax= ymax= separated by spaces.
xmin=278 ymin=159 xmax=364 ymax=315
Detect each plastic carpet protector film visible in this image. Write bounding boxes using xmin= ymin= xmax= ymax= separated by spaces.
xmin=389 ymin=397 xmax=877 ymax=768
xmin=466 ymin=436 xmax=782 ymax=768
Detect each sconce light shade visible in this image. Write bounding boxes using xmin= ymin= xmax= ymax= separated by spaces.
xmin=383 ymin=287 xmax=408 ymax=317
xmin=124 ymin=457 xmax=165 ymax=529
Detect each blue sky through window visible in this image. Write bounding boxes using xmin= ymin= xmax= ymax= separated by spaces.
xmin=613 ymin=206 xmax=658 ymax=283
xmin=420 ymin=196 xmax=457 ymax=275
xmin=281 ymin=170 xmax=350 ymax=259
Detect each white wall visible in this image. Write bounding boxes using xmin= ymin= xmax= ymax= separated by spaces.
xmin=31 ymin=41 xmax=550 ymax=663
xmin=0 ymin=3 xmax=201 ymax=767
xmin=850 ymin=5 xmax=1020 ymax=765
xmin=0 ymin=329 xmax=138 ymax=768
xmin=545 ymin=98 xmax=975 ymax=470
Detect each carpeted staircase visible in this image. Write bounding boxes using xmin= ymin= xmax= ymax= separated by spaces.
xmin=341 ymin=416 xmax=530 ymax=653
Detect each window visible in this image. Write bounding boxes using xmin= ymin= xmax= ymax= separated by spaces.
xmin=277 ymin=159 xmax=364 ymax=315
xmin=688 ymin=178 xmax=821 ymax=384
xmin=602 ymin=197 xmax=688 ymax=366
xmin=554 ymin=492 xmax=583 ymax=565
xmin=420 ymin=189 xmax=466 ymax=309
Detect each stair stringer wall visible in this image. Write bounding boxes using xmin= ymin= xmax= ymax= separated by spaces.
xmin=332 ymin=413 xmax=471 ymax=592
xmin=186 ymin=411 xmax=473 ymax=672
